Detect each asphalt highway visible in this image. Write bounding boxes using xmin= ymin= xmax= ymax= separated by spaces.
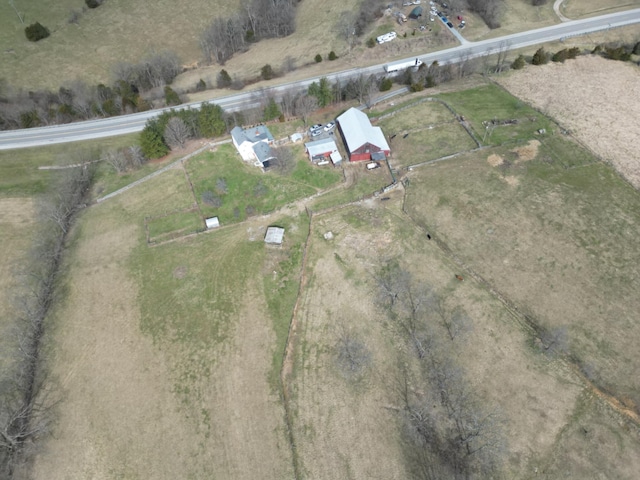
xmin=1 ymin=8 xmax=638 ymax=150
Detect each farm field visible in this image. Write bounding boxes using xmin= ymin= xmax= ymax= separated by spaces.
xmin=2 ymin=57 xmax=640 ymax=478
xmin=498 ymin=55 xmax=640 ymax=189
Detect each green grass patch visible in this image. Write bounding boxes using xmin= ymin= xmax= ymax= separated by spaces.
xmin=389 ymin=122 xmax=477 ymax=168
xmin=147 ymin=210 xmax=204 ymax=243
xmin=437 ymin=84 xmax=553 ymax=145
xmin=377 ymin=100 xmax=455 ymax=132
xmin=0 ymin=134 xmax=138 ymax=196
xmin=290 ymin=157 xmax=342 ymax=189
xmin=263 ymin=213 xmax=310 ymax=390
xmin=310 ymin=165 xmax=391 ymax=211
xmin=186 ymin=144 xmax=339 ymax=224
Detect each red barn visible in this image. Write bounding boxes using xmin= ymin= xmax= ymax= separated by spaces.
xmin=336 ymin=107 xmax=390 ymax=162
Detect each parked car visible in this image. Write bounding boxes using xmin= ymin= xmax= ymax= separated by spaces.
xmin=311 ymin=129 xmax=323 ymax=137
xmin=309 ymin=124 xmax=322 ymax=132
xmin=447 ymin=21 xmax=453 ymax=28
xmin=324 ymin=121 xmax=335 ymax=132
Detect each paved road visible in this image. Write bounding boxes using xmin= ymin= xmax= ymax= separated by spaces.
xmin=1 ymin=8 xmax=639 ymax=150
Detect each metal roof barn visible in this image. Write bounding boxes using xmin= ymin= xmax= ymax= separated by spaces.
xmin=264 ymin=226 xmax=285 ymax=245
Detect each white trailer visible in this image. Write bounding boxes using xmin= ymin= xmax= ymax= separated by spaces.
xmin=384 ymin=58 xmax=423 ymax=73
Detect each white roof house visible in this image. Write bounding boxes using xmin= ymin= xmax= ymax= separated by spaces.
xmin=231 ymin=125 xmax=275 ymax=168
xmin=264 ymin=226 xmax=285 ymax=245
xmin=336 ymin=108 xmax=390 ymax=161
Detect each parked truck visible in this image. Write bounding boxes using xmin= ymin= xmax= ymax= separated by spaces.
xmin=384 ymin=58 xmax=423 ymax=73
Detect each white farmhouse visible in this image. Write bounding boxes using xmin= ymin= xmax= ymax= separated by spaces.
xmin=230 ymin=125 xmax=276 ymax=169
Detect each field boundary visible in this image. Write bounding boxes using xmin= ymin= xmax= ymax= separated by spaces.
xmin=397 ymin=184 xmax=640 ymax=427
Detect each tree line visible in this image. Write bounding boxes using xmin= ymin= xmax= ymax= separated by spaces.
xmin=0 ymin=160 xmax=95 ymax=478
xmin=200 ymin=0 xmax=298 ymax=65
xmin=0 ymin=51 xmax=182 ymax=130
xmin=373 ymin=260 xmax=504 ymax=479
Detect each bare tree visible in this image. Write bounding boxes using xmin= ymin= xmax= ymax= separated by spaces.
xmin=336 ymin=12 xmax=358 ymax=52
xmin=164 ymin=117 xmax=190 ymax=149
xmin=271 ymin=145 xmax=297 ymax=175
xmin=294 ymin=94 xmax=318 ymax=126
xmin=335 ymin=325 xmax=372 ymax=379
xmin=102 ymin=149 xmax=128 ymax=173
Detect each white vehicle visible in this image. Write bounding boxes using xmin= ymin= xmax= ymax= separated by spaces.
xmin=376 ymin=31 xmax=397 ymax=44
xmin=384 ymin=58 xmax=423 ymax=73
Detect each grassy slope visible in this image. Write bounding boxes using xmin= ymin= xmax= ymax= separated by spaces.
xmin=0 ymin=0 xmax=241 ymax=89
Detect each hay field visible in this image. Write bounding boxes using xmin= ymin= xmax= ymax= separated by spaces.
xmin=498 ymin=55 xmax=640 ymax=189
xmin=288 ymin=195 xmax=625 ymax=478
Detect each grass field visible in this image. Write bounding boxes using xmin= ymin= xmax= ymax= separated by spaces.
xmin=563 ymin=0 xmax=640 ymax=18
xmin=0 ymin=134 xmax=138 ymax=196
xmin=4 ymin=56 xmax=640 ymax=478
xmin=185 ymin=144 xmax=341 ymax=224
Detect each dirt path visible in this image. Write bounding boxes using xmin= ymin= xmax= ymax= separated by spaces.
xmin=553 ymin=0 xmax=571 ymax=22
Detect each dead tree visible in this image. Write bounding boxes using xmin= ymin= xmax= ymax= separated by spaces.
xmin=164 ymin=116 xmax=191 ymax=149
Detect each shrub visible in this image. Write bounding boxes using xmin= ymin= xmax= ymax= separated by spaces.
xmin=164 ymin=86 xmax=181 ymax=106
xmin=552 ymin=49 xmax=569 ymax=63
xmin=633 ymin=42 xmax=640 ymax=55
xmin=531 ymin=47 xmax=549 ymax=65
xmin=261 ymin=64 xmax=274 ymax=80
xmin=567 ymin=47 xmax=581 ymax=59
xmin=511 ymin=54 xmax=526 ymax=70
xmin=263 ymin=98 xmax=281 ymax=121
xmin=315 ymin=54 xmax=322 ymax=63
xmin=409 ymin=83 xmax=424 ymax=92
xmin=379 ymin=77 xmax=393 ymax=92
xmin=425 ymin=75 xmax=437 ymax=88
xmin=217 ymin=69 xmax=232 ymax=88
xmin=195 ymin=79 xmax=207 ymax=92
xmin=85 ymin=0 xmax=102 ymax=8
xmin=25 ymin=22 xmax=50 ymax=42
xmin=328 ymin=51 xmax=338 ymax=61
xmin=366 ymin=38 xmax=376 ymax=48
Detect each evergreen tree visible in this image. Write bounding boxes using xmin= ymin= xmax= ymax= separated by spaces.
xmin=25 ymin=22 xmax=50 ymax=42
xmin=197 ymin=103 xmax=226 ymax=137
xmin=140 ymin=119 xmax=169 ymax=159
xmin=263 ymin=98 xmax=281 ymax=121
xmin=511 ymin=55 xmax=526 ymax=70
xmin=532 ymin=47 xmax=549 ymax=65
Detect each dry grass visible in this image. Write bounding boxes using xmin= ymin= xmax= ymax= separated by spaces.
xmin=290 ymin=201 xmax=594 ymax=478
xmin=0 ymin=197 xmax=35 ymax=368
xmin=498 ymin=56 xmax=640 ymax=189
xmin=562 ymin=0 xmax=640 ymax=18
xmin=31 ymin=171 xmax=295 ymax=479
xmin=0 ymin=0 xmax=241 ymax=89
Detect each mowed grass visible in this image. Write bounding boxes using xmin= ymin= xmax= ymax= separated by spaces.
xmin=0 ymin=134 xmax=138 ymax=196
xmin=185 ymin=144 xmax=341 ymax=224
xmin=404 ymin=134 xmax=640 ymax=407
xmin=147 ymin=209 xmax=204 ymax=243
xmin=437 ymin=83 xmax=553 ymax=145
xmin=0 ymin=0 xmax=241 ymax=89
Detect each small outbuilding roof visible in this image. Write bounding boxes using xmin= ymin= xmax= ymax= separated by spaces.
xmin=409 ymin=6 xmax=423 ymax=18
xmin=205 ymin=217 xmax=220 ymax=229
xmin=265 ymin=226 xmax=285 ymax=245
xmin=305 ymin=137 xmax=338 ymax=158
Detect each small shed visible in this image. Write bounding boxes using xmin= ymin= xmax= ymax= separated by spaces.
xmin=409 ymin=6 xmax=423 ymax=18
xmin=205 ymin=217 xmax=220 ymax=229
xmin=265 ymin=226 xmax=285 ymax=245
xmin=290 ymin=132 xmax=304 ymax=143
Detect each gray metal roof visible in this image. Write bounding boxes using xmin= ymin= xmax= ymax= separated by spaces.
xmin=253 ymin=142 xmax=275 ymax=164
xmin=336 ymin=107 xmax=390 ymax=154
xmin=231 ymin=125 xmax=274 ymax=145
xmin=305 ymin=138 xmax=338 ymax=158
xmin=264 ymin=226 xmax=285 ymax=244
